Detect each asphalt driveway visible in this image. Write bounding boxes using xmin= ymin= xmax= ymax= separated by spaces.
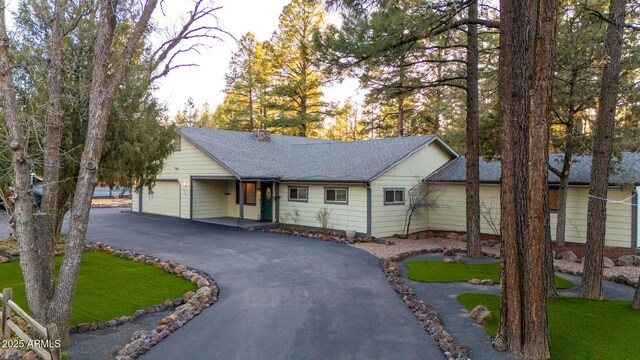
xmin=86 ymin=208 xmax=442 ymax=360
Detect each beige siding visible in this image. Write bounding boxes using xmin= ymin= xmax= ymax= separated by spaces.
xmin=131 ymin=136 xmax=234 ymax=218
xmin=131 ymin=189 xmax=139 ymax=212
xmin=370 ymin=142 xmax=454 ymax=237
xmin=140 ymin=181 xmax=181 ymax=217
xmin=425 ymin=184 xmax=501 ymax=235
xmin=426 ymin=183 xmax=635 ymax=248
xmin=279 ymin=184 xmax=368 ymax=234
xmin=192 ymin=180 xmax=228 ymax=218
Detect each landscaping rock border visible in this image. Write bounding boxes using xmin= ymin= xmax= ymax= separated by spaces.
xmin=553 ymin=262 xmax=639 ymax=287
xmin=0 ymin=242 xmax=219 ymax=360
xmin=382 ymin=258 xmax=470 ymax=360
xmin=260 ymin=227 xmax=358 ymax=244
xmin=80 ymin=242 xmax=219 ymax=360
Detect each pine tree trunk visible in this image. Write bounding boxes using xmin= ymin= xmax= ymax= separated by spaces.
xmin=249 ymin=88 xmax=254 ymax=130
xmin=466 ymin=0 xmax=481 ymax=259
xmin=495 ymin=0 xmax=554 ymax=357
xmin=581 ymin=0 xmax=626 ymax=300
xmin=555 ymin=152 xmax=572 ymax=247
xmin=397 ymin=97 xmax=404 ymax=137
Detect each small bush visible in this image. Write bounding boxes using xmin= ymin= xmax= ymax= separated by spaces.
xmin=316 ymin=207 xmax=331 ymax=233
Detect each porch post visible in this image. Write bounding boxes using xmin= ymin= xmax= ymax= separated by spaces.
xmin=275 ymin=182 xmax=280 ymax=223
xmin=238 ymin=180 xmax=244 ymax=226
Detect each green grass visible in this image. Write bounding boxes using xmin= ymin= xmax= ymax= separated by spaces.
xmin=405 ymin=260 xmax=575 ymax=290
xmin=458 ymin=293 xmax=640 ymax=360
xmin=0 ymin=252 xmax=197 ymax=326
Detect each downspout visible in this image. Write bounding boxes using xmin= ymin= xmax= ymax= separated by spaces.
xmin=189 ymin=176 xmax=193 ymax=220
xmin=363 ymin=181 xmax=371 ymax=237
xmin=632 ymin=188 xmax=638 ymax=249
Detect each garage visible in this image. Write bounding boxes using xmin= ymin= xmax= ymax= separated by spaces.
xmin=140 ymin=180 xmax=180 ymax=217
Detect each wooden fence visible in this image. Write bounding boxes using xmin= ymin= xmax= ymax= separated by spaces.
xmin=0 ymin=288 xmax=61 ymax=360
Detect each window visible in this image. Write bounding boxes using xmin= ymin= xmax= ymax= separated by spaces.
xmin=288 ymin=186 xmax=308 ymax=202
xmin=236 ymin=181 xmax=257 ymax=205
xmin=384 ymin=188 xmax=405 ymax=205
xmin=549 ymin=188 xmax=559 ymax=211
xmin=173 ymin=134 xmax=181 ymax=151
xmin=325 ymin=187 xmax=348 ymax=204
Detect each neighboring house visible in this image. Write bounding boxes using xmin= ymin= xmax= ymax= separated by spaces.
xmin=424 ymin=154 xmax=640 ymax=248
xmin=131 ymin=127 xmax=458 ymax=237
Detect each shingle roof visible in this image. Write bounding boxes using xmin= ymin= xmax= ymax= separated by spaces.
xmin=178 ymin=127 xmax=455 ymax=182
xmin=425 ymin=153 xmax=640 ymax=186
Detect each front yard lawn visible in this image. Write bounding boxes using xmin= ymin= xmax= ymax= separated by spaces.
xmin=0 ymin=252 xmax=197 ymax=325
xmin=458 ymin=293 xmax=640 ymax=360
xmin=405 ymin=260 xmax=575 ymax=290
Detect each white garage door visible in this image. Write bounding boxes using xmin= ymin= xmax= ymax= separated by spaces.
xmin=141 ymin=181 xmax=180 ymax=217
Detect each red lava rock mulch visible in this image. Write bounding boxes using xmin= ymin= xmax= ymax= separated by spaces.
xmin=553 ymin=242 xmax=639 ymax=259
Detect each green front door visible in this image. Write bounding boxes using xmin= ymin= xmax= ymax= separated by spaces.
xmin=261 ymin=183 xmax=273 ymax=222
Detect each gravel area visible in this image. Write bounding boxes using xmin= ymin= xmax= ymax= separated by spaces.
xmin=555 ymin=259 xmax=640 ymax=283
xmin=353 ymin=236 xmax=640 ymax=285
xmin=66 ymin=310 xmax=170 ymax=360
xmin=353 ymin=237 xmax=469 ymax=258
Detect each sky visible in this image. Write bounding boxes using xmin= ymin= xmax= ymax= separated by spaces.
xmin=153 ymin=0 xmax=361 ymax=116
xmin=4 ymin=0 xmax=360 ymax=116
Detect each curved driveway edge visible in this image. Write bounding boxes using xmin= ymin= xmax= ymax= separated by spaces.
xmin=86 ymin=209 xmax=443 ymax=360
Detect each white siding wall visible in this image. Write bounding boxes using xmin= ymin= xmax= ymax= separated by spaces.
xmin=426 ymin=183 xmax=635 ymax=248
xmin=131 ymin=137 xmax=233 ymax=218
xmin=370 ymin=143 xmax=454 ymax=237
xmin=279 ymin=184 xmax=368 ymax=234
xmin=192 ymin=180 xmax=228 ymax=218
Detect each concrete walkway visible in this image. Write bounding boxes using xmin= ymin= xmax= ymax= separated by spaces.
xmin=84 ymin=208 xmax=442 ymax=360
xmin=401 ymin=253 xmax=637 ymax=360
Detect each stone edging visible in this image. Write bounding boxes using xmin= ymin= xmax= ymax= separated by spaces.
xmin=260 ymin=227 xmax=354 ymax=244
xmin=382 ymin=248 xmax=470 ymax=360
xmin=260 ymin=226 xmax=397 ymax=246
xmin=78 ymin=242 xmax=219 ymax=360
